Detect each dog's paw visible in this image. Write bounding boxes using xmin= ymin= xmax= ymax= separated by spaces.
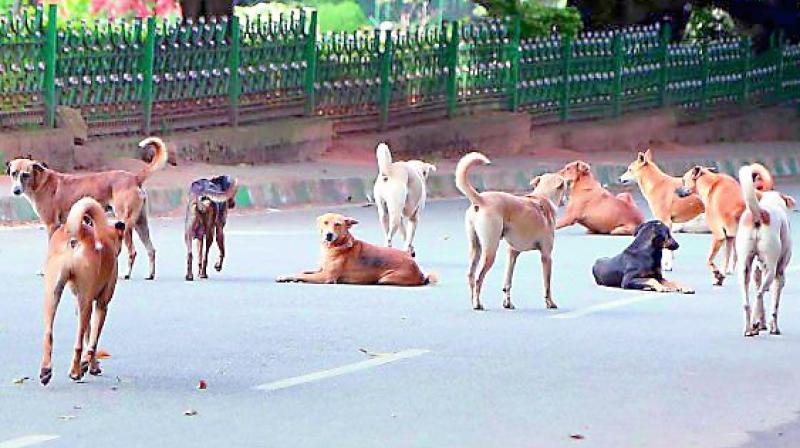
xmin=214 ymin=262 xmax=223 ymax=272
xmin=681 ymin=287 xmax=695 ymax=295
xmin=39 ymin=367 xmax=53 ymax=386
xmin=502 ymin=301 xmax=515 ymax=310
xmin=472 ymin=303 xmax=485 ymax=311
xmin=712 ymin=271 xmax=725 ymax=286
xmin=89 ymin=363 xmax=102 ymax=376
xmin=276 ymin=276 xmax=293 ymax=283
xmin=145 ymin=274 xmax=155 ymax=281
xmin=546 ymin=302 xmax=558 ymax=310
xmin=770 ymin=328 xmax=782 ymax=336
xmin=123 ymin=274 xmax=131 ymax=280
xmin=744 ymin=329 xmax=759 ymax=337
xmin=185 ymin=274 xmax=194 ymax=281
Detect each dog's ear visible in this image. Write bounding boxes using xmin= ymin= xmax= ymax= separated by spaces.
xmin=529 ymin=175 xmax=541 ymax=189
xmin=780 ymin=193 xmax=796 ymax=209
xmin=578 ymin=162 xmax=591 ymax=176
xmin=633 ymin=222 xmax=646 ymax=236
xmin=4 ymin=161 xmax=9 ymax=175
xmin=344 ymin=217 xmax=359 ymax=227
xmin=707 ymin=166 xmax=719 ymax=174
xmin=643 ymin=148 xmax=652 ymax=161
xmin=33 ymin=163 xmax=46 ymax=173
xmin=690 ymin=166 xmax=703 ymax=179
xmin=637 ymin=152 xmax=645 ymax=163
xmin=427 ymin=163 xmax=436 ymax=174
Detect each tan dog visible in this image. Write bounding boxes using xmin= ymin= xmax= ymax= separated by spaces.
xmin=275 ymin=213 xmax=436 ymax=286
xmin=40 ymin=197 xmax=126 ymax=385
xmin=185 ymin=176 xmax=238 ymax=281
xmin=557 ymin=161 xmax=644 ymax=235
xmin=7 ymin=137 xmax=168 ymax=279
xmin=456 ymin=152 xmax=570 ymax=311
xmin=619 ymin=149 xmax=705 ymax=270
xmin=676 ymin=166 xmax=746 ymax=285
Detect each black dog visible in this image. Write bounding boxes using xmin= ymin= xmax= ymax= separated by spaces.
xmin=592 ymin=220 xmax=694 ymax=294
xmin=185 ymin=175 xmax=238 ymax=281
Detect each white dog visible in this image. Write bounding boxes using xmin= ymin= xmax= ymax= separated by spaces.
xmin=736 ymin=165 xmax=794 ymax=337
xmin=372 ymin=143 xmax=436 ymax=257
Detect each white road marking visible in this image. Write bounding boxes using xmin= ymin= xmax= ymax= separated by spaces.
xmin=255 ymin=349 xmax=429 ymax=391
xmin=550 ymin=293 xmax=660 ymax=319
xmin=0 ymin=435 xmax=59 ymax=448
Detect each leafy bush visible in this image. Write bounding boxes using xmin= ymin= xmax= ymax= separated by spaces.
xmin=476 ymin=0 xmax=581 ymax=37
xmin=684 ymin=6 xmax=736 ymax=43
xmin=316 ymin=0 xmax=368 ymax=32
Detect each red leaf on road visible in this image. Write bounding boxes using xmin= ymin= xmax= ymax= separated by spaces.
xmin=197 ymin=380 xmax=207 ymax=390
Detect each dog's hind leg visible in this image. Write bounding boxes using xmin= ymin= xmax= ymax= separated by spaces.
xmin=40 ymin=275 xmax=66 ymax=385
xmin=723 ymin=236 xmax=737 ymax=276
xmin=122 ymin=226 xmax=137 ymax=280
xmin=69 ymin=295 xmax=92 ymax=381
xmin=737 ymin=252 xmax=756 ymax=336
xmin=501 ymin=248 xmax=520 ymax=310
xmin=473 ymin=218 xmax=502 ymax=311
xmin=214 ymin=225 xmax=225 ymax=272
xmin=377 ymin=200 xmax=390 ymax=246
xmin=185 ymin=233 xmax=194 ymax=281
xmin=201 ymin=233 xmax=214 ymax=278
xmin=707 ymin=238 xmax=726 ymax=286
xmin=465 ymin=219 xmax=482 ymax=311
xmin=403 ymin=214 xmax=419 ymax=257
xmin=755 ymin=262 xmax=776 ymax=333
xmin=770 ymin=271 xmax=786 ymax=335
xmin=541 ymin=249 xmax=558 ymax=309
xmin=134 ymin=209 xmax=156 ymax=280
xmin=86 ymin=299 xmax=110 ymax=376
xmin=196 ymin=238 xmax=207 ymax=279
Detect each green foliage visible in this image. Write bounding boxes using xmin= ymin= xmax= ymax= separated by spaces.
xmin=684 ymin=6 xmax=736 ymax=42
xmin=476 ymin=0 xmax=581 ymax=37
xmin=316 ymin=0 xmax=367 ymax=32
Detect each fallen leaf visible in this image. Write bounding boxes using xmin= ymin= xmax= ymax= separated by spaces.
xmin=110 ymin=386 xmax=118 ymax=391
xmin=197 ymin=380 xmax=207 ymax=390
xmin=183 ymin=409 xmax=198 ymax=417
xmin=570 ymin=434 xmax=585 ymax=440
xmin=59 ymin=415 xmax=77 ymax=421
xmin=443 ymin=235 xmax=450 ymax=240
xmin=73 ymin=405 xmax=82 ymax=410
xmin=96 ymin=350 xmax=111 ymax=359
xmin=12 ymin=376 xmax=30 ymax=385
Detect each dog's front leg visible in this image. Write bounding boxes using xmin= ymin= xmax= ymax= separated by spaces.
xmin=276 ymin=269 xmax=339 ymax=284
xmin=541 ymin=251 xmax=557 ymax=309
xmin=214 ymin=225 xmax=225 ymax=272
xmin=623 ymin=277 xmax=673 ymax=292
xmin=555 ymin=212 xmax=578 ymax=230
xmin=185 ymin=234 xmax=194 ymax=281
xmin=501 ymin=248 xmax=520 ymax=309
xmin=660 ymin=279 xmax=694 ymax=294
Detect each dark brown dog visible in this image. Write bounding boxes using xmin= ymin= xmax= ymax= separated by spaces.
xmin=40 ymin=197 xmax=126 ymax=385
xmin=276 ymin=212 xmax=436 ymax=286
xmin=7 ymin=137 xmax=168 ymax=279
xmin=185 ymin=176 xmax=238 ymax=281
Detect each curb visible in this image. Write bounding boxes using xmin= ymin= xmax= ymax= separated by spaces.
xmin=1 ymin=153 xmax=799 ymax=223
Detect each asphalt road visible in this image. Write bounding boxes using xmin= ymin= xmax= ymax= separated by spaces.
xmin=2 ymin=183 xmax=800 ymax=448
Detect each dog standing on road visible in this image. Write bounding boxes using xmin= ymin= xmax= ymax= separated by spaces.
xmin=456 ymin=152 xmax=570 ymax=311
xmin=40 ymin=197 xmax=126 ymax=385
xmin=185 ymin=176 xmax=238 ymax=281
xmin=736 ymin=165 xmax=793 ymax=336
xmin=592 ymin=220 xmax=694 ymax=293
xmin=6 ymin=137 xmax=168 ymax=279
xmin=373 ymin=143 xmax=436 ymax=257
xmin=276 ymin=212 xmax=436 ymax=286
xmin=619 ymin=149 xmax=706 ymax=270
xmin=557 ymin=160 xmax=644 ymax=235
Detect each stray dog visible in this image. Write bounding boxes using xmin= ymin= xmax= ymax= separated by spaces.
xmin=275 ymin=212 xmax=436 ymax=286
xmin=592 ymin=220 xmax=694 ymax=293
xmin=557 ymin=161 xmax=644 ymax=235
xmin=7 ymin=137 xmax=168 ymax=279
xmin=736 ymin=165 xmax=793 ymax=336
xmin=185 ymin=176 xmax=238 ymax=281
xmin=40 ymin=197 xmax=126 ymax=385
xmin=676 ymin=166 xmax=746 ymax=286
xmin=456 ymin=152 xmax=570 ymax=310
xmin=619 ymin=149 xmax=706 ymax=270
xmin=373 ymin=142 xmax=436 ymax=256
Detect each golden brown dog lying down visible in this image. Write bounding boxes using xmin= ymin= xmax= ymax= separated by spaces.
xmin=557 ymin=160 xmax=644 ymax=235
xmin=6 ymin=137 xmax=168 ymax=280
xmin=40 ymin=197 xmax=126 ymax=385
xmin=276 ymin=213 xmax=436 ymax=286
xmin=456 ymin=152 xmax=570 ymax=311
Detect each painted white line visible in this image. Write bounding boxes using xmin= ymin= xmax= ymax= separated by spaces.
xmin=550 ymin=293 xmax=660 ymax=319
xmin=255 ymin=349 xmax=429 ymax=391
xmin=0 ymin=435 xmax=59 ymax=448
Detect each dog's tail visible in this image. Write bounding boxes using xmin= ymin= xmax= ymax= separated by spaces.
xmin=455 ymin=152 xmax=490 ymax=207
xmin=65 ymin=197 xmax=111 ymax=250
xmin=136 ymin=136 xmax=169 ymax=185
xmin=749 ymin=162 xmax=774 ymax=192
xmin=616 ymin=192 xmax=635 ymax=205
xmin=202 ymin=179 xmax=239 ymax=204
xmin=423 ymin=271 xmax=439 ymax=286
xmin=739 ymin=165 xmax=763 ymax=226
xmin=376 ymin=143 xmax=392 ymax=179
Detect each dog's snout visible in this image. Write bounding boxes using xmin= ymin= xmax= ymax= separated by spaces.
xmin=675 ymin=186 xmax=691 ymax=198
xmin=12 ymin=186 xmax=21 ymax=195
xmin=667 ymin=239 xmax=679 ymax=250
xmin=325 ymin=232 xmax=335 ymax=242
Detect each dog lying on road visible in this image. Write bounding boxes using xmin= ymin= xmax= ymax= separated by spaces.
xmin=456 ymin=152 xmax=570 ymax=311
xmin=276 ymin=212 xmax=436 ymax=286
xmin=557 ymin=160 xmax=644 ymax=235
xmin=619 ymin=149 xmax=706 ymax=270
xmin=40 ymin=197 xmax=126 ymax=385
xmin=7 ymin=137 xmax=168 ymax=280
xmin=373 ymin=142 xmax=436 ymax=257
xmin=592 ymin=220 xmax=694 ymax=294
xmin=736 ymin=165 xmax=793 ymax=336
xmin=185 ymin=176 xmax=238 ymax=281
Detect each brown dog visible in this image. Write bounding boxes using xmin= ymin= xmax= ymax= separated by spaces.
xmin=40 ymin=197 xmax=126 ymax=385
xmin=185 ymin=176 xmax=238 ymax=281
xmin=7 ymin=137 xmax=168 ymax=280
xmin=676 ymin=166 xmax=745 ymax=285
xmin=456 ymin=152 xmax=569 ymax=311
xmin=619 ymin=149 xmax=705 ymax=270
xmin=275 ymin=212 xmax=436 ymax=286
xmin=557 ymin=160 xmax=644 ymax=235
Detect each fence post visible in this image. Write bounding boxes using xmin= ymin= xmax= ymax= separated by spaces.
xmin=141 ymin=16 xmax=156 ymax=135
xmin=740 ymin=37 xmax=750 ymax=106
xmin=228 ymin=15 xmax=241 ymax=126
xmin=700 ymin=41 xmax=709 ymax=119
xmin=378 ymin=30 xmax=393 ymax=130
xmin=42 ymin=4 xmax=57 ymax=129
xmin=612 ymin=32 xmax=623 ymax=117
xmin=304 ymin=11 xmax=318 ymax=116
xmin=446 ymin=21 xmax=459 ymax=118
xmin=658 ymin=22 xmax=670 ymax=107
xmin=559 ymin=33 xmax=573 ymax=122
xmin=506 ymin=15 xmax=521 ymax=112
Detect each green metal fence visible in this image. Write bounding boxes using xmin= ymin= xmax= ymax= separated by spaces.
xmin=0 ymin=5 xmax=798 ymax=137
